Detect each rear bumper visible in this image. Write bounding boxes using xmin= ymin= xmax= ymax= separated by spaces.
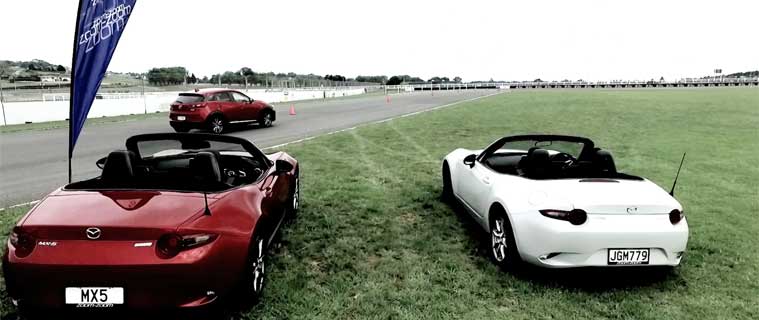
xmin=169 ymin=112 xmax=206 ymax=125
xmin=512 ymin=213 xmax=689 ymax=268
xmin=3 ymin=236 xmax=248 ymax=309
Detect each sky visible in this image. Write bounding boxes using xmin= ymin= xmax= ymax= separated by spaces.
xmin=0 ymin=0 xmax=757 ymax=82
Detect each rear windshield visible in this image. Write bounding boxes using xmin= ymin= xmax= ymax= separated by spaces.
xmin=175 ymin=94 xmax=205 ymax=104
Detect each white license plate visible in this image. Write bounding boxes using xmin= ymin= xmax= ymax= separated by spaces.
xmin=177 ymin=116 xmax=186 ymax=121
xmin=608 ymin=248 xmax=650 ymax=265
xmin=65 ymin=287 xmax=124 ymax=306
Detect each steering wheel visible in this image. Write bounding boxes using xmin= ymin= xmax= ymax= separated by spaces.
xmin=552 ymin=152 xmax=577 ymax=168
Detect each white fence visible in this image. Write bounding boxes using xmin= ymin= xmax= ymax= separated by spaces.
xmin=0 ymin=87 xmax=367 ymax=125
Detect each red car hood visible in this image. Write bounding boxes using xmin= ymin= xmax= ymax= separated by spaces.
xmin=21 ymin=190 xmax=217 ymax=240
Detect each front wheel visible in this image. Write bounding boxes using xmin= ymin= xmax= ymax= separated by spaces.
xmin=241 ymin=236 xmax=267 ymax=303
xmin=288 ymin=170 xmax=300 ymax=218
xmin=441 ymin=162 xmax=453 ymax=202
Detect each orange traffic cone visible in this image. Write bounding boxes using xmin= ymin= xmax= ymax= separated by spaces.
xmin=289 ymin=104 xmax=296 ymax=115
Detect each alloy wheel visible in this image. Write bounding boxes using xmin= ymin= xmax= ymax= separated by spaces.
xmin=263 ymin=113 xmax=273 ymax=127
xmin=491 ymin=218 xmax=508 ymax=262
xmin=251 ymin=239 xmax=265 ymax=293
xmin=292 ymin=177 xmax=300 ymax=211
xmin=211 ymin=117 xmax=224 ymax=134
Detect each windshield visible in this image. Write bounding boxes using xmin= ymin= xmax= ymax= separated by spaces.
xmin=136 ymin=139 xmax=251 ymax=159
xmin=498 ymin=140 xmax=585 ymax=158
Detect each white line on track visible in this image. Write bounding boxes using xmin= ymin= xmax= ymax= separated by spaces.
xmin=0 ymin=200 xmax=40 ymax=212
xmin=0 ymin=91 xmax=503 ymax=211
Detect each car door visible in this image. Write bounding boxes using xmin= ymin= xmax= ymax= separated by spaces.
xmin=258 ymin=167 xmax=289 ymax=241
xmin=456 ymin=160 xmax=494 ymax=219
xmin=211 ymin=91 xmax=239 ymax=121
xmin=231 ymin=91 xmax=258 ymax=121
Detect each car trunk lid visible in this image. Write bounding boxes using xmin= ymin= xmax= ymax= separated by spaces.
xmin=541 ymin=178 xmax=679 ymax=215
xmin=21 ymin=190 xmax=215 ymax=240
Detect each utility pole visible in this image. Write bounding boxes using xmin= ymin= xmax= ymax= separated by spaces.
xmin=141 ymin=73 xmax=147 ymax=114
xmin=0 ymin=77 xmax=6 ymax=126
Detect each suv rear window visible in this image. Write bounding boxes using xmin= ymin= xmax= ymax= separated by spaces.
xmin=175 ymin=94 xmax=205 ymax=104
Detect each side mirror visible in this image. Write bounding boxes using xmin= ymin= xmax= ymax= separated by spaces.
xmin=96 ymin=156 xmax=107 ymax=169
xmin=463 ymin=154 xmax=476 ymax=168
xmin=274 ymin=159 xmax=294 ymax=174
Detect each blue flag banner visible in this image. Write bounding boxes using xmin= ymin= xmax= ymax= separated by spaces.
xmin=70 ymin=0 xmax=136 ymax=158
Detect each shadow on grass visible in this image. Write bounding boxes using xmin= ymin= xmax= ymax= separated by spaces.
xmin=442 ymin=196 xmax=687 ymax=293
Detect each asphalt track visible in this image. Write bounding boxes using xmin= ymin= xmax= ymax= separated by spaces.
xmin=0 ymin=90 xmax=497 ymax=208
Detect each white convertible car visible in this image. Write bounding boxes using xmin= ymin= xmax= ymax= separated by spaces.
xmin=442 ymin=135 xmax=688 ymax=268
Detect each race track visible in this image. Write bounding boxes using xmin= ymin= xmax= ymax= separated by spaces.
xmin=0 ymin=90 xmax=497 ymax=207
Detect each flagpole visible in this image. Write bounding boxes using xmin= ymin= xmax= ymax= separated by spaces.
xmin=69 ymin=0 xmax=84 ymax=184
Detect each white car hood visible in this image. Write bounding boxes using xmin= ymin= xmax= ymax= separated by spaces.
xmin=531 ymin=178 xmax=681 ymax=214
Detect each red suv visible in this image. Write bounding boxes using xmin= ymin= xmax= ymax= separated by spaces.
xmin=169 ymin=89 xmax=276 ymax=133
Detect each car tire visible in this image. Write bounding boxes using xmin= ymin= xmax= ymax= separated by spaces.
xmin=241 ymin=235 xmax=267 ymax=304
xmin=287 ymin=168 xmax=300 ymax=218
xmin=489 ymin=207 xmax=521 ymax=269
xmin=258 ymin=111 xmax=273 ymax=128
xmin=441 ymin=162 xmax=453 ymax=202
xmin=208 ymin=115 xmax=226 ymax=134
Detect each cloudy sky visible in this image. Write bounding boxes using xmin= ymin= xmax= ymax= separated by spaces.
xmin=0 ymin=0 xmax=756 ymax=81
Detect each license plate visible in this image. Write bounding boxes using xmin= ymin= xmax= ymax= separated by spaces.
xmin=177 ymin=116 xmax=186 ymax=121
xmin=65 ymin=287 xmax=124 ymax=306
xmin=608 ymin=248 xmax=650 ymax=265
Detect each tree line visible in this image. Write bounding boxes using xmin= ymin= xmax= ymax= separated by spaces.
xmin=144 ymin=66 xmax=465 ymax=87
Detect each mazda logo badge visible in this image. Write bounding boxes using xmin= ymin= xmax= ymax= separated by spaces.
xmin=626 ymin=207 xmax=638 ymax=214
xmin=86 ymin=227 xmax=101 ymax=240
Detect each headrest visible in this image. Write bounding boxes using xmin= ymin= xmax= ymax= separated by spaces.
xmin=594 ymin=149 xmax=617 ymax=174
xmin=189 ymin=151 xmax=222 ymax=184
xmin=527 ymin=148 xmax=550 ymax=164
xmin=102 ymin=150 xmax=137 ymax=184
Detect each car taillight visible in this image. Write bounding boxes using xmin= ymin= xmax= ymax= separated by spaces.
xmin=156 ymin=233 xmax=217 ymax=259
xmin=539 ymin=209 xmax=587 ymax=225
xmin=669 ymin=209 xmax=684 ymax=224
xmin=9 ymin=227 xmax=35 ymax=258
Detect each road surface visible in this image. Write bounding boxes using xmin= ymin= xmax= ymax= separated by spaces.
xmin=0 ymin=90 xmax=496 ymax=207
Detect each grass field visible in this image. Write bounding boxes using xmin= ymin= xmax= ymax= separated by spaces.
xmin=1 ymin=88 xmax=758 ymax=319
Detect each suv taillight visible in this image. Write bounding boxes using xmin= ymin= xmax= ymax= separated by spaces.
xmin=9 ymin=227 xmax=35 ymax=258
xmin=156 ymin=233 xmax=217 ymax=259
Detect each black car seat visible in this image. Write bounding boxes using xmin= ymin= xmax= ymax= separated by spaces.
xmin=593 ymin=149 xmax=617 ymax=177
xmin=522 ymin=148 xmax=550 ymax=179
xmin=189 ymin=151 xmax=223 ymax=187
xmin=101 ymin=150 xmax=138 ymax=187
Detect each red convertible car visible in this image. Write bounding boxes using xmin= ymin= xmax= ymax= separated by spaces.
xmin=2 ymin=133 xmax=299 ymax=312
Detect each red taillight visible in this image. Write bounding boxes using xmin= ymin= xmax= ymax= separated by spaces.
xmin=539 ymin=209 xmax=588 ymax=225
xmin=9 ymin=227 xmax=35 ymax=258
xmin=156 ymin=233 xmax=217 ymax=259
xmin=669 ymin=209 xmax=684 ymax=224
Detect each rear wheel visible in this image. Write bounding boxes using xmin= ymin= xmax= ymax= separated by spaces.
xmin=489 ymin=208 xmax=520 ymax=269
xmin=208 ymin=115 xmax=226 ymax=134
xmin=241 ymin=236 xmax=267 ymax=303
xmin=259 ymin=111 xmax=273 ymax=128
